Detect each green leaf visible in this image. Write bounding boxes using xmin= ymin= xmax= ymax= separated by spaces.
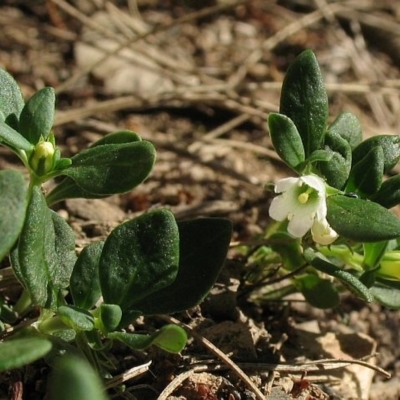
xmin=346 ymin=146 xmax=384 ymax=196
xmin=48 ymin=356 xmax=108 ymax=400
xmin=19 ymin=87 xmax=55 ymax=144
xmin=308 ymin=149 xmax=333 ymax=163
xmin=90 ymin=130 xmax=142 ymax=146
xmin=328 ymin=112 xmax=362 ymax=150
xmin=0 ymin=120 xmax=34 ymax=152
xmin=297 ymin=274 xmax=340 ymax=309
xmin=70 ymin=242 xmax=104 ymax=310
xmin=11 ymin=187 xmax=77 ymax=308
xmin=363 ymin=241 xmax=388 ymax=270
xmin=107 ymin=331 xmax=154 ymax=350
xmin=0 ymin=337 xmax=52 ymax=372
xmin=370 ymin=174 xmax=400 ymax=208
xmin=58 ymin=306 xmax=94 ymax=331
xmin=97 ymin=304 xmax=122 ymax=333
xmin=352 ymin=135 xmax=400 ymax=173
xmin=149 ymin=324 xmax=187 ymax=353
xmin=327 ymin=195 xmax=400 ymax=242
xmin=131 ymin=218 xmax=232 ymax=316
xmin=0 ymin=67 xmax=24 ymax=124
xmin=304 ymin=248 xmax=373 ymax=302
xmin=279 ymin=50 xmax=328 ymax=157
xmin=99 ymin=210 xmax=180 ymax=314
xmin=108 ymin=324 xmax=187 ymax=353
xmin=269 ymin=231 xmax=305 ymax=271
xmin=0 ymin=170 xmax=27 ymax=261
xmin=58 ymin=141 xmax=156 ymax=196
xmin=370 ymin=282 xmax=400 ymax=309
xmin=268 ymin=113 xmax=305 ymax=170
xmin=46 ymin=177 xmax=108 ymax=205
xmin=318 ymin=130 xmax=352 ymax=189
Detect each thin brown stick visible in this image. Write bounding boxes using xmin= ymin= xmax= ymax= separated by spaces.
xmin=161 ymin=315 xmax=266 ymax=400
xmin=156 ymin=369 xmax=196 ymax=400
xmin=104 ymin=361 xmax=152 ymax=390
xmin=55 ymin=0 xmax=247 ymax=93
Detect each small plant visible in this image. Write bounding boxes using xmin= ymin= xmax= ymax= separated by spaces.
xmin=244 ymin=50 xmax=400 ymax=309
xmin=0 ymin=68 xmax=232 ymax=397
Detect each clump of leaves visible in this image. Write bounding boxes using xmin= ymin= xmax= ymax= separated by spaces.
xmin=0 ymin=68 xmax=232 ymax=398
xmin=244 ymin=50 xmax=400 ymax=310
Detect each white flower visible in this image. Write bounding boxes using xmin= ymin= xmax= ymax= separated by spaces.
xmin=311 ymin=219 xmax=338 ymax=245
xmin=269 ymin=175 xmax=338 ymax=245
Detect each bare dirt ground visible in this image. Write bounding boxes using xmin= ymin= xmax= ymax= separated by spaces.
xmin=2 ymin=1 xmax=400 ymax=399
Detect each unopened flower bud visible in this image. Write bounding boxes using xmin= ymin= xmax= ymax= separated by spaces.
xmin=30 ymin=141 xmax=55 ymax=176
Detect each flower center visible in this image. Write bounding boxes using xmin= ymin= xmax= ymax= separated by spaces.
xmin=297 ymin=186 xmax=314 ymax=204
xmin=298 ymin=192 xmax=309 ymax=204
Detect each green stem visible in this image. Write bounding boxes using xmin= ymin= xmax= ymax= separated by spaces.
xmin=13 ymin=289 xmax=33 ymax=316
xmin=317 ymin=245 xmax=364 ymax=271
xmin=38 ymin=315 xmax=69 ymax=334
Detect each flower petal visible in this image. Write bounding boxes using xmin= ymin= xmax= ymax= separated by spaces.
xmin=301 ymin=175 xmax=326 ymax=194
xmin=311 ymin=219 xmax=338 ymax=245
xmin=287 ymin=212 xmax=314 ymax=237
xmin=314 ymin=197 xmax=327 ymax=221
xmin=269 ymin=195 xmax=291 ymax=221
xmin=274 ymin=177 xmax=301 ymax=193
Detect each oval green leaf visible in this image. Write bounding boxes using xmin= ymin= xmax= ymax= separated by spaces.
xmin=279 ymin=50 xmax=328 ymax=157
xmin=151 ymin=324 xmax=187 ymax=353
xmin=370 ymin=174 xmax=400 ymax=208
xmin=61 ymin=141 xmax=156 ymax=196
xmin=328 ymin=112 xmax=362 ymax=150
xmin=19 ymin=87 xmax=55 ymax=144
xmin=0 ymin=337 xmax=52 ymax=372
xmin=268 ymin=113 xmax=305 ymax=170
xmin=11 ymin=187 xmax=76 ymax=309
xmin=70 ymin=241 xmax=104 ymax=310
xmin=327 ymin=195 xmax=400 ymax=242
xmin=352 ymin=135 xmax=400 ymax=173
xmin=318 ymin=130 xmax=352 ymax=189
xmin=48 ymin=356 xmax=108 ymax=400
xmin=132 ymin=218 xmax=232 ymax=316
xmin=346 ymin=146 xmax=384 ymax=196
xmin=58 ymin=305 xmax=94 ymax=331
xmin=99 ymin=209 xmax=179 ymax=313
xmin=90 ymin=130 xmax=142 ymax=146
xmin=98 ymin=304 xmax=122 ymax=333
xmin=0 ymin=120 xmax=34 ymax=152
xmin=297 ymin=274 xmax=340 ymax=309
xmin=108 ymin=324 xmax=187 ymax=353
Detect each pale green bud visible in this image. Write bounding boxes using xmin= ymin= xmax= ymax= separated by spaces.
xmin=29 ymin=141 xmax=55 ymax=176
xmin=378 ymin=251 xmax=400 ymax=280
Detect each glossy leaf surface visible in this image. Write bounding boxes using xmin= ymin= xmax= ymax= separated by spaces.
xmin=99 ymin=210 xmax=180 ymax=313
xmin=268 ymin=113 xmax=305 ymax=170
xmin=318 ymin=130 xmax=351 ymax=189
xmin=352 ymin=135 xmax=400 ymax=173
xmin=19 ymin=87 xmax=55 ymax=144
xmin=279 ymin=50 xmax=328 ymax=157
xmin=328 ymin=112 xmax=362 ymax=150
xmin=70 ymin=241 xmax=104 ymax=310
xmin=327 ymin=195 xmax=400 ymax=242
xmin=132 ymin=217 xmax=232 ymax=315
xmin=11 ymin=187 xmax=76 ymax=308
